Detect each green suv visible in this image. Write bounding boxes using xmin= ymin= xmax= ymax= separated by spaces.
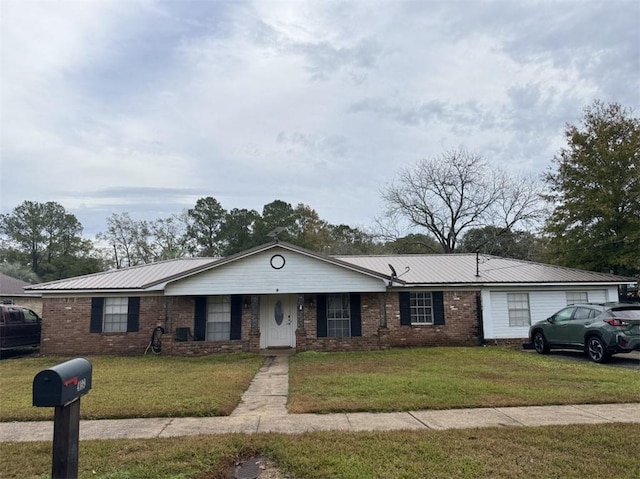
xmin=529 ymin=302 xmax=640 ymax=363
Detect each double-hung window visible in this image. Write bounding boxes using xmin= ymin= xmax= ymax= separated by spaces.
xmin=327 ymin=293 xmax=350 ymax=338
xmin=507 ymin=293 xmax=530 ymax=327
xmin=207 ymin=296 xmax=231 ymax=341
xmin=410 ymin=292 xmax=434 ymax=324
xmin=90 ymin=297 xmax=139 ymax=334
xmin=103 ymin=297 xmax=128 ymax=332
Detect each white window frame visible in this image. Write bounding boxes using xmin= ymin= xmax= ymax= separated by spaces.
xmin=566 ymin=291 xmax=588 ymax=305
xmin=103 ymin=297 xmax=128 ymax=333
xmin=410 ymin=292 xmax=434 ymax=325
xmin=327 ymin=294 xmax=350 ymax=338
xmin=507 ymin=293 xmax=530 ymax=327
xmin=207 ymin=296 xmax=231 ymax=341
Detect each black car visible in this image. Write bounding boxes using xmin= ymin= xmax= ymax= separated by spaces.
xmin=0 ymin=304 xmax=42 ymax=350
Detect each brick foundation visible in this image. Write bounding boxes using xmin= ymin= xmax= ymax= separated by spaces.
xmin=484 ymin=338 xmax=530 ymax=349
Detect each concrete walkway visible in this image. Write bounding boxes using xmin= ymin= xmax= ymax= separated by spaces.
xmin=2 ymin=354 xmax=639 ymax=443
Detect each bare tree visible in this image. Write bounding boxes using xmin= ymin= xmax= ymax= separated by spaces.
xmin=381 ymin=150 xmax=544 ymax=253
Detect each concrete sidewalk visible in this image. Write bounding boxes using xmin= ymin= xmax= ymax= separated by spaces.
xmin=2 ymin=354 xmax=639 ymax=443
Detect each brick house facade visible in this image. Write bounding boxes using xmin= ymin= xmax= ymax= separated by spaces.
xmin=30 ymin=241 xmax=628 ymax=356
xmin=40 ymin=290 xmax=481 ymax=356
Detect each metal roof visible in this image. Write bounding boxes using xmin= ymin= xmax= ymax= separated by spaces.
xmin=25 ymin=242 xmax=632 ymax=293
xmin=26 ymin=258 xmax=217 ymax=291
xmin=335 ymin=254 xmax=632 ymax=285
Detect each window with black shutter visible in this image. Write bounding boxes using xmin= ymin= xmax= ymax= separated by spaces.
xmin=89 ymin=297 xmax=140 ymax=333
xmin=399 ymin=291 xmax=445 ymax=326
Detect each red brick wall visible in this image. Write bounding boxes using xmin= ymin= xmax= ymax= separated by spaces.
xmin=296 ymin=291 xmax=480 ymax=352
xmin=165 ymin=296 xmax=252 ymax=355
xmin=41 ymin=290 xmax=481 ymax=356
xmin=385 ymin=291 xmax=481 ymax=347
xmin=41 ymin=296 xmax=166 ymax=356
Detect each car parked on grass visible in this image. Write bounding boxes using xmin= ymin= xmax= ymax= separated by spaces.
xmin=0 ymin=304 xmax=42 ymax=351
xmin=529 ymin=302 xmax=640 ymax=363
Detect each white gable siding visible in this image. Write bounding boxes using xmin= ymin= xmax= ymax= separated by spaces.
xmin=165 ymin=248 xmax=387 ymax=296
xmin=483 ymin=286 xmax=619 ymax=340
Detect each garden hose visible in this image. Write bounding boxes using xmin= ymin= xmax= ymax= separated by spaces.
xmin=144 ymin=326 xmax=165 ymax=355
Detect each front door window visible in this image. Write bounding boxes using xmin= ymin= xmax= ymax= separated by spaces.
xmin=274 ymin=300 xmax=283 ymax=325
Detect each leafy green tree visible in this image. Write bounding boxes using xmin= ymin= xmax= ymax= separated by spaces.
xmin=292 ymin=204 xmax=331 ymax=251
xmin=149 ymin=213 xmax=191 ymax=260
xmin=254 ymin=200 xmax=297 ymax=243
xmin=186 ymin=197 xmax=227 ymax=256
xmin=97 ymin=213 xmax=152 ymax=268
xmin=326 ymin=224 xmax=379 ymax=255
xmin=0 ymin=201 xmax=88 ymax=279
xmin=218 ymin=208 xmax=261 ymax=256
xmin=46 ymin=238 xmax=104 ymax=280
xmin=458 ymin=226 xmax=542 ymax=261
xmin=543 ymin=101 xmax=640 ymax=276
xmin=0 ymin=262 xmax=41 ymax=283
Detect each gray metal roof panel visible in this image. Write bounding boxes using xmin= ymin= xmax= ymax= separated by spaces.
xmin=333 ymin=254 xmax=631 ymax=285
xmin=25 ymin=245 xmax=632 ymax=293
xmin=26 ymin=258 xmax=218 ymax=291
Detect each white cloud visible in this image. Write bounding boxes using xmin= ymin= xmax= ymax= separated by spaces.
xmin=1 ymin=0 xmax=638 ymax=237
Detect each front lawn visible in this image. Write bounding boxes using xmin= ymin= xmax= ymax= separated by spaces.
xmin=288 ymin=347 xmax=640 ymax=413
xmin=2 ymin=347 xmax=638 ymax=422
xmin=1 ymin=424 xmax=639 ymax=478
xmin=0 ymin=354 xmax=263 ymax=421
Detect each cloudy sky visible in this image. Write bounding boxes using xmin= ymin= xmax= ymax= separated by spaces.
xmin=1 ymin=0 xmax=638 ymax=238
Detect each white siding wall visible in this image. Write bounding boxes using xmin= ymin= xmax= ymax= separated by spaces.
xmin=166 ymin=248 xmax=387 ymax=296
xmin=483 ymin=286 xmax=618 ymax=339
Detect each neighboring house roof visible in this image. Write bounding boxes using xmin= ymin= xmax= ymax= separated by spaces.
xmin=25 ymin=241 xmax=633 ymax=293
xmin=0 ymin=272 xmax=33 ymax=295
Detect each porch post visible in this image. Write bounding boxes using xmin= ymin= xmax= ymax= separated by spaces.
xmin=295 ymin=294 xmax=307 ymax=351
xmin=248 ymin=295 xmax=260 ymax=352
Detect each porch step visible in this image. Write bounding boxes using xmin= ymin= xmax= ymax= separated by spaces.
xmin=259 ymin=347 xmax=296 ymax=356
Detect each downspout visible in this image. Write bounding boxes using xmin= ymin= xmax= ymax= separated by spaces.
xmin=476 ymin=293 xmax=485 ymax=345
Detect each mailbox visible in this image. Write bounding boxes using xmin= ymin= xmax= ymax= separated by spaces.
xmin=33 ymin=358 xmax=92 ymax=407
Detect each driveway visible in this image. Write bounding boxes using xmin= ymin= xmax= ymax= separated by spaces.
xmin=525 ymin=349 xmax=640 ymax=370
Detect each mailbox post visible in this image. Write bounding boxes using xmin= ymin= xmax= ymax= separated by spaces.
xmin=33 ymin=358 xmax=92 ymax=479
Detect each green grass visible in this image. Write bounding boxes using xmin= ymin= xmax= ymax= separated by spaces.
xmin=2 ymin=347 xmax=638 ymax=422
xmin=0 ymin=354 xmax=263 ymax=421
xmin=288 ymin=347 xmax=640 ymax=413
xmin=1 ymin=424 xmax=639 ymax=478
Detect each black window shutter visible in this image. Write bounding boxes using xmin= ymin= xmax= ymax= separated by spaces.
xmin=316 ymin=294 xmax=327 ymax=337
xmin=230 ymin=295 xmax=243 ymax=340
xmin=127 ymin=297 xmax=140 ymax=332
xmin=433 ymin=291 xmax=445 ymax=325
xmin=350 ymin=293 xmax=362 ymax=337
xmin=90 ymin=297 xmax=104 ymax=333
xmin=194 ymin=297 xmax=207 ymax=341
xmin=399 ymin=292 xmax=411 ymax=326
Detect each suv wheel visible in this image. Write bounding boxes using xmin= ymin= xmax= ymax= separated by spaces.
xmin=586 ymin=336 xmax=610 ymax=364
xmin=533 ymin=331 xmax=550 ymax=354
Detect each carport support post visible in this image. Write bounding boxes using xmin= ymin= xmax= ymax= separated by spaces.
xmin=51 ymin=399 xmax=81 ymax=479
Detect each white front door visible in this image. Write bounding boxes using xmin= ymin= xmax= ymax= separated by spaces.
xmin=260 ymin=295 xmax=296 ymax=348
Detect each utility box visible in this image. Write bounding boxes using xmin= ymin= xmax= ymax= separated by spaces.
xmin=33 ymin=358 xmax=92 ymax=407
